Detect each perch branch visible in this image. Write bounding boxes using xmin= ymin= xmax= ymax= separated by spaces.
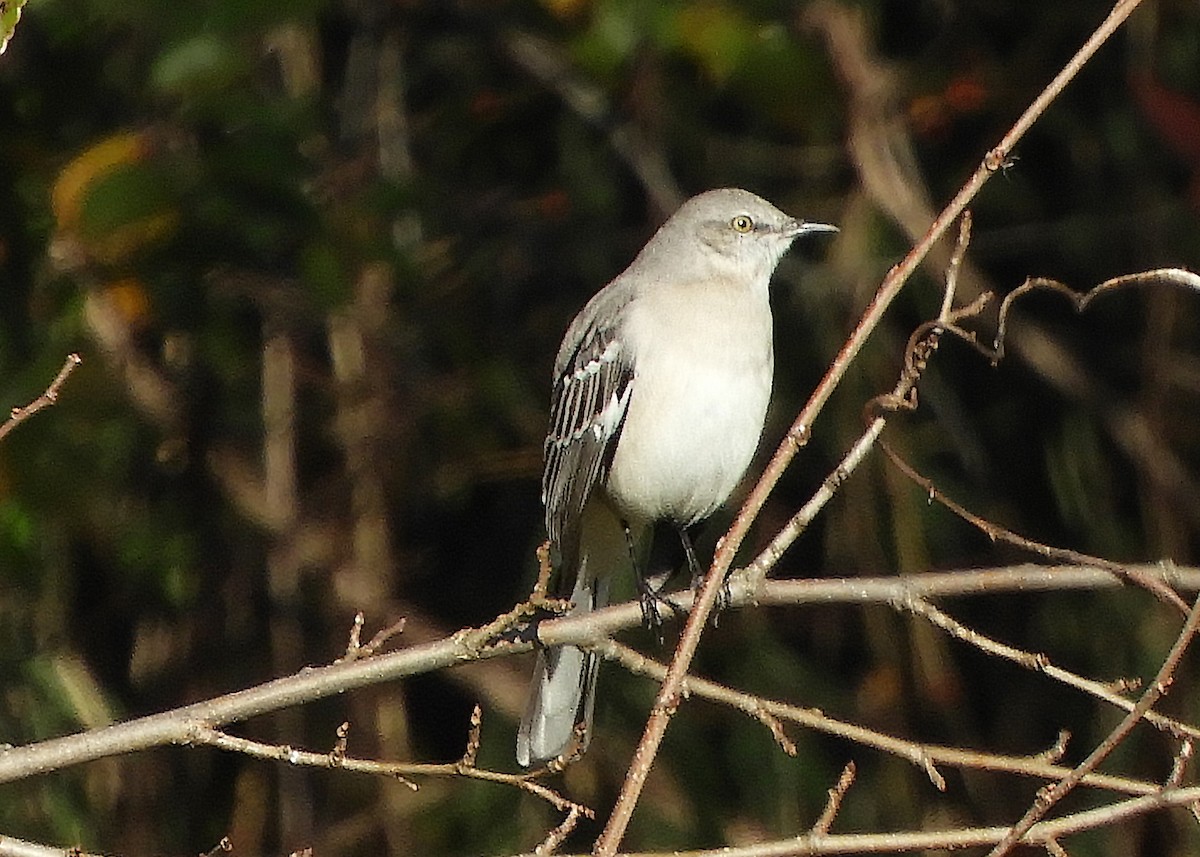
xmin=1 ymin=565 xmax=1197 ymax=787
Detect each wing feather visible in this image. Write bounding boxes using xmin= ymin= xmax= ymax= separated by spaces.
xmin=543 ymin=318 xmax=633 ymax=583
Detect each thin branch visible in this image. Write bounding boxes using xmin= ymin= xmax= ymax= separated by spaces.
xmin=759 ymin=0 xmax=1149 ymax=545
xmin=811 ymin=762 xmax=856 ymax=835
xmin=902 ymin=596 xmax=1200 ymax=739
xmin=2 ymin=564 xmax=1197 ymax=786
xmin=1044 ymin=839 xmax=1070 ymax=857
xmin=202 ymin=839 xmax=233 ymax=857
xmin=337 ymin=612 xmax=407 ymax=663
xmin=875 ymin=266 xmax=1200 ymax=615
xmin=461 ymin=703 xmax=483 ymax=768
xmin=939 ymin=211 xmax=972 ymax=322
xmin=0 ymin=611 xmax=526 ymax=785
xmin=881 ymin=442 xmax=1190 ymax=614
xmin=187 ymin=722 xmax=593 ymax=824
xmin=535 ymin=562 xmax=1200 ymax=645
xmin=1166 ymin=738 xmax=1193 ymax=788
xmin=993 ymin=268 xmax=1200 ymax=363
xmin=534 ymin=800 xmax=591 ymax=856
xmin=0 ymin=353 xmax=82 ymax=443
xmin=595 ymin=640 xmax=1160 ymax=797
xmin=516 ymin=785 xmax=1200 ymax=856
xmin=986 ymin=591 xmax=1200 ymax=857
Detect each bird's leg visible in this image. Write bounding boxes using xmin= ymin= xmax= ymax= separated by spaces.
xmin=679 ymin=526 xmax=704 ymax=588
xmin=625 ymin=519 xmax=669 ymax=637
xmin=679 ymin=526 xmax=731 ymax=623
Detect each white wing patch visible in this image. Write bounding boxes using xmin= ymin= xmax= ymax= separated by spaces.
xmin=595 ymin=384 xmax=631 ymax=440
xmin=543 ymin=321 xmax=635 ymax=579
xmin=571 ymin=338 xmax=621 ymax=383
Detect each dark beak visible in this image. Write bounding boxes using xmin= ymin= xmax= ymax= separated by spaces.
xmin=787 ymin=220 xmax=839 ymax=238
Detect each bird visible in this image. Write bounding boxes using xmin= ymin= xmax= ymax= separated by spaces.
xmin=516 ymin=188 xmax=837 ymax=767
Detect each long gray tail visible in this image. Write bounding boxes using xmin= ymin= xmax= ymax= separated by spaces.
xmin=516 ymin=571 xmax=608 ymax=767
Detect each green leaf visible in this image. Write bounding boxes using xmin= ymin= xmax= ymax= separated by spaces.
xmin=151 ymin=33 xmax=243 ymax=99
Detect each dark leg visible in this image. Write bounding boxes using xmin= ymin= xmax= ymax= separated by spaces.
xmin=678 ymin=526 xmax=704 ymax=588
xmin=625 ymin=519 xmax=671 ymax=636
xmin=679 ymin=525 xmax=731 ymax=622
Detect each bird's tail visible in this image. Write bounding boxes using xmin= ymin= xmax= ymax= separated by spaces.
xmin=516 ymin=569 xmax=609 ymax=768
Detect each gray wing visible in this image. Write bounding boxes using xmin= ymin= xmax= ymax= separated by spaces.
xmin=543 ymin=315 xmax=634 ymax=581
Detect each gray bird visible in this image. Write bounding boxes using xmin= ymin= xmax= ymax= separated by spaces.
xmin=517 ymin=188 xmax=837 ymax=767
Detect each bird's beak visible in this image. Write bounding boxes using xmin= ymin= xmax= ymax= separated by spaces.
xmin=787 ymin=220 xmax=839 ymax=238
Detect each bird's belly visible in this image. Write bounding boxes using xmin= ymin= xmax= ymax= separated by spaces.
xmin=604 ymin=353 xmax=772 ymax=526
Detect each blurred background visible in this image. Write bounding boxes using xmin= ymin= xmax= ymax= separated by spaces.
xmin=1 ymin=0 xmax=1199 ymax=854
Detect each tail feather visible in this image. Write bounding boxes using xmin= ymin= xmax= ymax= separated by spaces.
xmin=517 ymin=502 xmax=641 ymax=766
xmin=515 ymin=638 xmax=600 ymax=767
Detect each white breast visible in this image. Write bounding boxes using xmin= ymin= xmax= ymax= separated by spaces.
xmin=602 ymin=278 xmax=774 ymax=527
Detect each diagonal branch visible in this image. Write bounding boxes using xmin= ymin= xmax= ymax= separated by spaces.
xmin=901 ymin=596 xmax=1200 ymax=739
xmin=519 ymin=784 xmax=1200 ymax=856
xmin=988 ymin=591 xmax=1200 ymax=856
xmin=881 ymin=442 xmax=1190 ymax=614
xmin=0 ymin=353 xmax=82 ymax=443
xmin=596 ymin=640 xmax=1162 ymax=797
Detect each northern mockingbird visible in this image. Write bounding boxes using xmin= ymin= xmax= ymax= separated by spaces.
xmin=517 ymin=188 xmax=836 ymax=767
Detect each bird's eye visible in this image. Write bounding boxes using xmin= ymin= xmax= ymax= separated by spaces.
xmin=730 ymin=214 xmax=754 ymax=233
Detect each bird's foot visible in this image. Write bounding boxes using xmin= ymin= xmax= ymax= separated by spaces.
xmin=684 ymin=568 xmax=732 ymax=628
xmin=635 ymin=574 xmax=676 ymax=644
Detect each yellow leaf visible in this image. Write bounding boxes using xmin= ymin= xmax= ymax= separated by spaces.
xmin=52 ymin=131 xmax=147 ymax=232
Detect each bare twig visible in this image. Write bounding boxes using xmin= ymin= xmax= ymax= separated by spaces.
xmin=329 ymin=721 xmax=350 ymax=767
xmin=340 ymin=611 xmax=367 ymax=660
xmin=361 ymin=617 xmax=407 ymax=657
xmin=0 ymin=353 xmax=82 ymax=443
xmin=812 ymin=762 xmax=857 ymax=835
xmin=993 ymin=268 xmax=1200 ymax=363
xmin=939 ymin=211 xmax=972 ymax=322
xmin=1166 ymin=738 xmax=1193 ymax=788
xmin=461 ymin=703 xmax=483 ymax=768
xmin=532 ymin=540 xmax=555 ymax=602
xmin=533 ymin=799 xmax=591 ymax=856
xmin=987 ymin=592 xmax=1200 ymax=857
xmin=878 ymin=266 xmax=1200 ymax=614
xmin=595 ymin=639 xmax=1159 ymax=798
xmin=338 ymin=612 xmax=408 ymax=663
xmin=201 ymin=837 xmax=233 ymax=857
xmin=901 ymin=596 xmax=1200 ymax=739
xmin=746 ymin=288 xmax=991 ymax=588
xmin=881 ymin=443 xmax=1189 ymax=614
xmin=755 ymin=705 xmax=799 ymax=757
xmin=1044 ymin=838 xmax=1070 ymax=857
xmin=189 ymin=721 xmax=595 ymax=829
xmin=515 ymin=784 xmax=1200 ymax=856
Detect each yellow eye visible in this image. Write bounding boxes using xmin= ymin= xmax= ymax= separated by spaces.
xmin=730 ymin=214 xmax=753 ymax=233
